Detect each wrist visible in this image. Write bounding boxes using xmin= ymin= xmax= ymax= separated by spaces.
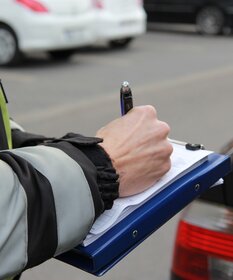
xmin=78 ymin=142 xmax=119 ymax=210
xmin=57 ymin=133 xmax=119 ymax=211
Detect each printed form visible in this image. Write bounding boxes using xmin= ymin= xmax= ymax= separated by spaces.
xmin=83 ymin=143 xmax=213 ymax=246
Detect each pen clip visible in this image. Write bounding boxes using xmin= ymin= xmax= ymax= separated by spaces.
xmin=120 ymin=81 xmax=133 ymax=115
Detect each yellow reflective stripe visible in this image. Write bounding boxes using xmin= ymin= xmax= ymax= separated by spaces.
xmin=0 ymin=86 xmax=12 ymax=149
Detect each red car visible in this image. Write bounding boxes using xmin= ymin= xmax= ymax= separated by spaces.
xmin=171 ymin=141 xmax=233 ymax=280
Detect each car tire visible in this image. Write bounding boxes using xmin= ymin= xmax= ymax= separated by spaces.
xmin=49 ymin=49 xmax=75 ymax=61
xmin=196 ymin=6 xmax=225 ymax=35
xmin=109 ymin=38 xmax=133 ymax=49
xmin=0 ymin=24 xmax=21 ymax=66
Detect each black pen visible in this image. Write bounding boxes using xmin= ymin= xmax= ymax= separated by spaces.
xmin=120 ymin=81 xmax=133 ymax=115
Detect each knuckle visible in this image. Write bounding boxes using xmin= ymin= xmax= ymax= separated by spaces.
xmin=159 ymin=121 xmax=171 ymax=135
xmin=161 ymin=143 xmax=173 ymax=158
xmin=144 ymin=105 xmax=157 ymax=117
xmin=160 ymin=159 xmax=172 ymax=175
xmin=157 ymin=160 xmax=171 ymax=178
xmin=134 ymin=105 xmax=158 ymax=119
xmin=166 ymin=142 xmax=173 ymax=156
xmin=148 ymin=105 xmax=157 ymax=117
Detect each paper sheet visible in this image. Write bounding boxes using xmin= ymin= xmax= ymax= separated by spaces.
xmin=83 ymin=143 xmax=213 ymax=246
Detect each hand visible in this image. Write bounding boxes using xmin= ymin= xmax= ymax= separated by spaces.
xmin=96 ymin=105 xmax=173 ymax=197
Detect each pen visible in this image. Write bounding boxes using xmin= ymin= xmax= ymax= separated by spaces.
xmin=119 ymin=82 xmax=204 ymax=150
xmin=120 ymin=81 xmax=133 ymax=115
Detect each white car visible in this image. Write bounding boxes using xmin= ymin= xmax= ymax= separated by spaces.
xmin=0 ymin=0 xmax=146 ymax=66
xmin=0 ymin=0 xmax=96 ymax=66
xmin=93 ymin=0 xmax=147 ymax=48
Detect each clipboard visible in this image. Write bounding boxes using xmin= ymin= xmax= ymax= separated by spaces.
xmin=56 ymin=153 xmax=231 ymax=276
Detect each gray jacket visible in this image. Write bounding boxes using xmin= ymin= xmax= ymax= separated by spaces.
xmin=0 ymin=86 xmax=119 ymax=279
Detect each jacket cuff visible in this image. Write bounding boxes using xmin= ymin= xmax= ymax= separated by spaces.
xmin=11 ymin=129 xmax=54 ymax=148
xmin=12 ymin=130 xmax=120 ymax=215
xmin=52 ymin=133 xmax=119 ymax=211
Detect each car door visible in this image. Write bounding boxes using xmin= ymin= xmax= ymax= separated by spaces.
xmin=144 ymin=0 xmax=196 ymax=23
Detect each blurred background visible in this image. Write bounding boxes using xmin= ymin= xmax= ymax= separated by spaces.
xmin=1 ymin=0 xmax=233 ymax=279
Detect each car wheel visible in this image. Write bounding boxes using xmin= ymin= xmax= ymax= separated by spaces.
xmin=0 ymin=24 xmax=21 ymax=66
xmin=49 ymin=50 xmax=75 ymax=60
xmin=109 ymin=38 xmax=133 ymax=49
xmin=196 ymin=6 xmax=225 ymax=35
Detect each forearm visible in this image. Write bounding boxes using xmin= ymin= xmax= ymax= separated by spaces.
xmin=0 ymin=134 xmax=119 ymax=279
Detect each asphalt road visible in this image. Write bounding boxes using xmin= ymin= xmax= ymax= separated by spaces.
xmin=1 ymin=25 xmax=233 ymax=280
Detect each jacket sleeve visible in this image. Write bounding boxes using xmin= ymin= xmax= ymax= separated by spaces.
xmin=0 ymin=123 xmax=119 ymax=279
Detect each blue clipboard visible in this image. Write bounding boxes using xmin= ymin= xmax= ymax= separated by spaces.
xmin=56 ymin=153 xmax=231 ymax=276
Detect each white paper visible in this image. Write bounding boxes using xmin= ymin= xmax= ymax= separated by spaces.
xmin=83 ymin=143 xmax=213 ymax=246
